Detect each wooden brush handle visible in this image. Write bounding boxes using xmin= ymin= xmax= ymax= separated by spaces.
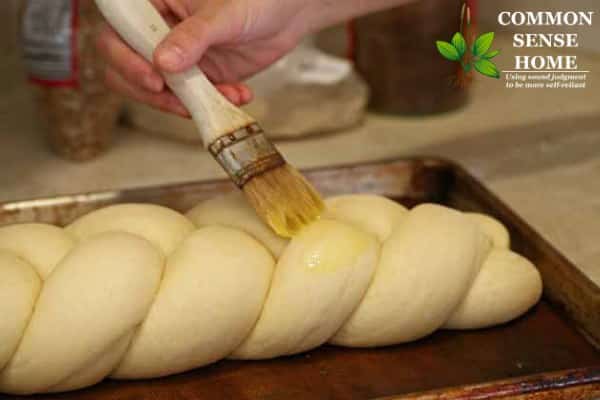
xmin=95 ymin=0 xmax=256 ymax=146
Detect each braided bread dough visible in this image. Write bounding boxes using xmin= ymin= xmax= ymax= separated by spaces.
xmin=0 ymin=193 xmax=542 ymax=394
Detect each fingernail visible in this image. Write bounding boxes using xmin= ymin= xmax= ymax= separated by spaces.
xmin=170 ymin=99 xmax=189 ymax=116
xmin=144 ymin=74 xmax=163 ymax=92
xmin=157 ymin=43 xmax=184 ymax=70
xmin=241 ymin=87 xmax=253 ymax=103
xmin=174 ymin=105 xmax=190 ymax=117
xmin=227 ymin=88 xmax=240 ymax=105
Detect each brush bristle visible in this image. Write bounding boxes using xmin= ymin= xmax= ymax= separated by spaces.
xmin=242 ymin=164 xmax=324 ymax=238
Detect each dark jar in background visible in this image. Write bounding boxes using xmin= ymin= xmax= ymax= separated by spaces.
xmin=352 ymin=0 xmax=476 ymax=115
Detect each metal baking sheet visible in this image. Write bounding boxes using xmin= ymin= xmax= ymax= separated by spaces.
xmin=1 ymin=157 xmax=598 ymax=400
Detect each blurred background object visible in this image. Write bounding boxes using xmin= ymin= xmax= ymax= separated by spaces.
xmin=125 ymin=38 xmax=370 ymax=143
xmin=351 ymin=0 xmax=476 ymax=115
xmin=21 ymin=0 xmax=122 ymax=162
xmin=0 ymin=0 xmax=22 ymax=92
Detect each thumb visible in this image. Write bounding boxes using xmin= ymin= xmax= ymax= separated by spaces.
xmin=154 ymin=13 xmax=222 ymax=73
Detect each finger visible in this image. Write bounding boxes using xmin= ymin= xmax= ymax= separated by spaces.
xmin=154 ymin=12 xmax=227 ymax=73
xmin=236 ymin=83 xmax=254 ymax=105
xmin=149 ymin=0 xmax=170 ymax=15
xmin=105 ymin=67 xmax=190 ymax=118
xmin=215 ymin=84 xmax=241 ymax=106
xmin=97 ymin=24 xmax=165 ymax=93
xmin=214 ymin=83 xmax=254 ymax=106
xmin=148 ymin=0 xmax=181 ymax=27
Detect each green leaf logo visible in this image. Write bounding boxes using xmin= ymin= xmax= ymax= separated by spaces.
xmin=436 ymin=41 xmax=461 ymax=61
xmin=451 ymin=33 xmax=467 ymax=58
xmin=472 ymin=32 xmax=495 ymax=57
xmin=474 ymin=59 xmax=500 ymax=79
xmin=435 ymin=4 xmax=501 ymax=81
xmin=481 ymin=49 xmax=500 ymax=60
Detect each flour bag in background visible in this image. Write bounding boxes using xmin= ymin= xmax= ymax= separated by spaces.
xmin=124 ymin=37 xmax=370 ymax=143
xmin=21 ymin=0 xmax=121 ymax=161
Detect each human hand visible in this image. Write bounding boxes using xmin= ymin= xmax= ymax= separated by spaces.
xmin=96 ymin=0 xmax=409 ymax=117
xmin=96 ymin=0 xmax=311 ymax=117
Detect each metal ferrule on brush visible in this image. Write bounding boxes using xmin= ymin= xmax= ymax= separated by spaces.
xmin=208 ymin=124 xmax=286 ymax=188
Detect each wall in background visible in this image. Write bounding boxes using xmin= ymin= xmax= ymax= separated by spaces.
xmin=479 ymin=0 xmax=600 ymax=53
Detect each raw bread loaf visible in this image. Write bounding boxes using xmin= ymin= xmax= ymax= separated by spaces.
xmin=0 ymin=193 xmax=542 ymax=394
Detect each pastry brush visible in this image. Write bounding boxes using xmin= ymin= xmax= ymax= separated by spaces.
xmin=95 ymin=0 xmax=324 ymax=237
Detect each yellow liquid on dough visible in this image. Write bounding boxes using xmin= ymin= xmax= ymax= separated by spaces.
xmin=302 ymin=230 xmax=373 ymax=273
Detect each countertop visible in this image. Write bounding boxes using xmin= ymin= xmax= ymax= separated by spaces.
xmin=1 ymin=34 xmax=599 ymax=285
